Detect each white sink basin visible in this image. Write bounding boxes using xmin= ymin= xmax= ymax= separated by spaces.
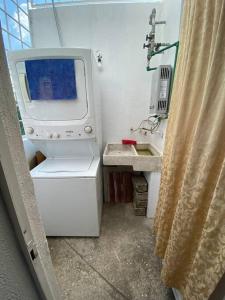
xmin=103 ymin=144 xmax=137 ymax=166
xmin=103 ymin=143 xmax=161 ymax=172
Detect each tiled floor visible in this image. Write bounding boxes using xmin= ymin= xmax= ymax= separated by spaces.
xmin=48 ymin=203 xmax=174 ymax=300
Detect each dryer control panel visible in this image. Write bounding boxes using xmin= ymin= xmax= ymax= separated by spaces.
xmin=24 ymin=124 xmax=95 ymax=140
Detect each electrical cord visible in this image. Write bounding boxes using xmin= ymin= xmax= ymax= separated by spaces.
xmin=131 ymin=115 xmax=162 ymax=135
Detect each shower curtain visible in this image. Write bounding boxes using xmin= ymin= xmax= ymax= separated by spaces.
xmin=154 ymin=1 xmax=225 ymax=299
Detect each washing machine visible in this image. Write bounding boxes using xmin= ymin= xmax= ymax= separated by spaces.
xmin=9 ymin=48 xmax=103 ymax=236
xmin=31 ymin=157 xmax=102 ymax=236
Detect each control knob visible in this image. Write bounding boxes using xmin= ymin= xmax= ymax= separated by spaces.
xmin=47 ymin=133 xmax=53 ymax=139
xmin=52 ymin=133 xmax=60 ymax=139
xmin=84 ymin=126 xmax=93 ymax=134
xmin=26 ymin=127 xmax=34 ymax=134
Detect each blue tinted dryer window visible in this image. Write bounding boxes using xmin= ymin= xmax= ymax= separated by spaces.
xmin=25 ymin=59 xmax=77 ymax=100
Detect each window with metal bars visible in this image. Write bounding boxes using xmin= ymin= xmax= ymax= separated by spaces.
xmin=0 ymin=0 xmax=31 ymax=135
xmin=0 ymin=0 xmax=31 ymax=50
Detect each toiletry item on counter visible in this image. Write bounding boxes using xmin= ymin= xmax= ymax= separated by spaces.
xmin=122 ymin=139 xmax=137 ymax=145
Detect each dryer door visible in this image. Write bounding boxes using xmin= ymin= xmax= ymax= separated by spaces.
xmin=16 ymin=58 xmax=88 ymax=121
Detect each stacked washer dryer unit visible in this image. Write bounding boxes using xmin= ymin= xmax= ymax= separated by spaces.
xmin=9 ymin=48 xmax=102 ymax=236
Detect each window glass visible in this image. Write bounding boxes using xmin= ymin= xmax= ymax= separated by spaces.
xmin=22 ymin=42 xmax=29 ymax=49
xmin=0 ymin=9 xmax=7 ymax=29
xmin=10 ymin=35 xmax=22 ymax=49
xmin=2 ymin=30 xmax=9 ymax=49
xmin=0 ymin=0 xmax=4 ymax=9
xmin=18 ymin=0 xmax=29 ymax=6
xmin=5 ymin=0 xmax=18 ymax=20
xmin=8 ymin=16 xmax=20 ymax=38
xmin=0 ymin=0 xmax=31 ymax=136
xmin=0 ymin=1 xmax=31 ymax=51
xmin=33 ymin=0 xmax=47 ymax=4
xmin=19 ymin=2 xmax=28 ymax=13
xmin=19 ymin=9 xmax=29 ymax=30
xmin=21 ymin=26 xmax=30 ymax=45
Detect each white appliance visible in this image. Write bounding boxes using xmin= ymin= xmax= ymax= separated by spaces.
xmin=9 ymin=48 xmax=102 ymax=236
xmin=150 ymin=65 xmax=172 ymax=115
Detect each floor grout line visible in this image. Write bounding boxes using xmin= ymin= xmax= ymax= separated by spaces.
xmin=64 ymin=239 xmax=130 ymax=300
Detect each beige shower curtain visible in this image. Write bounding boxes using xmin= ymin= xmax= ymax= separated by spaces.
xmin=154 ymin=1 xmax=225 ymax=299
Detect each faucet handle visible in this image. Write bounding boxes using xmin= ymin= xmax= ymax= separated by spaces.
xmin=146 ymin=34 xmax=155 ymax=41
xmin=143 ymin=43 xmax=150 ymax=49
xmin=146 ymin=34 xmax=152 ymax=41
xmin=155 ymin=43 xmax=161 ymax=51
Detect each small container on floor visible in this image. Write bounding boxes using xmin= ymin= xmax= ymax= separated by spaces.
xmin=133 ymin=202 xmax=147 ymax=216
xmin=133 ymin=190 xmax=148 ymax=201
xmin=134 ymin=198 xmax=148 ymax=208
xmin=132 ymin=176 xmax=148 ymax=193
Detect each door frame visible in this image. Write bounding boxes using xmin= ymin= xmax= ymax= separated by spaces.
xmin=0 ymin=27 xmax=61 ymax=300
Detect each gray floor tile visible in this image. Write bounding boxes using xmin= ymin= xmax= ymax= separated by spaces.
xmin=48 ymin=203 xmax=174 ymax=300
xmin=48 ymin=238 xmax=126 ymax=300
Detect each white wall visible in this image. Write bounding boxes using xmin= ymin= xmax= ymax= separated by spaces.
xmin=145 ymin=171 xmax=161 ymax=218
xmin=30 ymin=0 xmax=182 ymax=151
xmin=30 ymin=1 xmax=160 ymax=146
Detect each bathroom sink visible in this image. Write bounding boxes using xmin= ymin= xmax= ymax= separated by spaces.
xmin=103 ymin=143 xmax=161 ymax=172
xmin=135 ymin=144 xmax=154 ymax=156
xmin=103 ymin=144 xmax=137 ymax=166
xmin=104 ymin=144 xmax=137 ymax=156
xmin=133 ymin=144 xmax=161 ymax=172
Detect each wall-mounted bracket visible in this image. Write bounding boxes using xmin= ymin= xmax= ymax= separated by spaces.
xmin=147 ymin=67 xmax=157 ymax=71
xmin=146 ymin=41 xmax=179 ymax=91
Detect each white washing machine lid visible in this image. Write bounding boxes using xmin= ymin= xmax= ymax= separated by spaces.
xmin=36 ymin=157 xmax=93 ymax=173
xmin=31 ymin=157 xmax=100 ymax=178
